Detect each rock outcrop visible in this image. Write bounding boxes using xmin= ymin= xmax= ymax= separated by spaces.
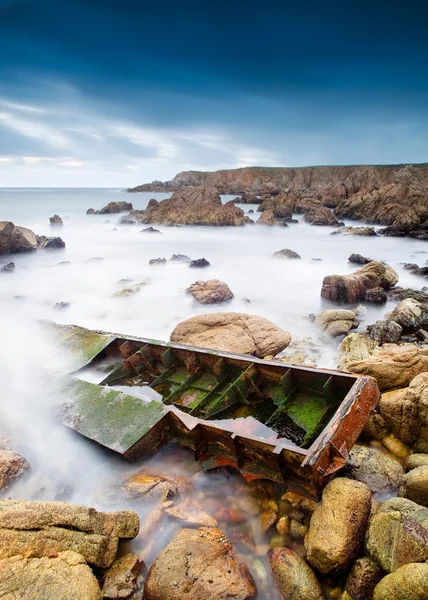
xmin=170 ymin=312 xmax=291 ymax=357
xmin=139 ymin=185 xmax=250 ymax=226
xmin=144 ymin=527 xmax=257 ymax=600
xmin=321 ymin=261 xmax=398 ymax=304
xmin=99 ymin=201 xmax=133 ymax=214
xmin=188 ymin=280 xmax=234 ymax=304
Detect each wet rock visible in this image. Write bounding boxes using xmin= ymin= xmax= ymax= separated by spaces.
xmin=0 ymin=261 xmax=15 ymax=273
xmin=38 ymin=236 xmax=66 ymax=249
xmin=373 ymin=563 xmax=428 ymax=600
xmin=365 ymin=287 xmax=388 ymax=304
xmin=140 ymin=226 xmax=161 ymax=233
xmin=49 ymin=214 xmax=63 ymax=226
xmin=268 ymin=547 xmax=324 ymax=600
xmin=273 ymin=248 xmax=301 ymax=259
xmin=87 ymin=208 xmax=95 ymax=215
xmin=344 ymin=444 xmax=404 ymax=497
xmin=189 ymin=257 xmax=210 ymax=268
xmin=347 ymin=344 xmax=428 ymax=391
xmin=386 ymin=298 xmax=428 ymax=333
xmin=305 ymin=478 xmax=371 ymax=574
xmin=304 ymin=206 xmax=341 ymax=226
xmin=345 ymin=556 xmax=384 ymax=600
xmin=170 ymin=312 xmax=291 ymax=358
xmin=121 ymin=470 xmax=189 ymax=503
xmin=399 ymin=466 xmax=428 ymax=507
xmin=0 ymin=221 xmax=38 ymax=254
xmin=102 ymin=553 xmax=145 ymax=599
xmin=188 ymin=279 xmax=234 ymax=304
xmin=144 ymin=527 xmax=257 ymax=600
xmin=338 ymin=333 xmax=378 ymax=371
xmin=99 ymin=201 xmax=133 ymax=214
xmin=0 ymin=551 xmax=102 ymax=600
xmin=367 ymin=320 xmax=402 ymax=344
xmin=415 ymin=328 xmax=428 ymax=342
xmin=140 ymin=185 xmax=251 ymax=226
xmin=165 ymin=498 xmax=217 ymax=528
xmin=149 ymin=257 xmax=166 ymax=265
xmin=405 ymin=454 xmax=428 ymax=471
xmin=348 ymin=253 xmax=373 ymax=265
xmin=0 ymin=499 xmax=139 ymax=568
xmin=321 ymin=261 xmax=398 ymax=304
xmin=0 ymin=449 xmax=30 ymax=491
xmin=315 ymin=309 xmax=358 ymax=337
xmin=169 ymin=254 xmax=191 ymax=262
xmin=388 ymin=286 xmax=428 ymax=303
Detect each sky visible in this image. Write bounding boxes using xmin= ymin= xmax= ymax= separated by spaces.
xmin=0 ymin=0 xmax=428 ymax=187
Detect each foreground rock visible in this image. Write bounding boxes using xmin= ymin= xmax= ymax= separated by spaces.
xmin=0 ymin=551 xmax=101 ymax=600
xmin=367 ymin=320 xmax=403 ymax=344
xmin=0 ymin=449 xmax=30 ymax=491
xmin=0 ymin=499 xmax=139 ymax=568
xmin=0 ymin=221 xmax=38 ymax=254
xmin=102 ymin=553 xmax=145 ymax=599
xmin=321 ymin=261 xmax=398 ymax=304
xmin=269 ymin=547 xmax=323 ymax=600
xmin=49 ymin=214 xmax=63 ymax=226
xmin=140 ymin=185 xmax=250 ymax=226
xmin=144 ymin=527 xmax=257 ymax=600
xmin=345 ymin=556 xmax=383 ymax=600
xmin=345 ymin=444 xmax=404 ymax=496
xmin=315 ymin=309 xmax=358 ymax=337
xmin=373 ymin=563 xmax=428 ymax=600
xmin=188 ymin=280 xmax=234 ymax=304
xmin=305 ymin=478 xmax=371 ymax=574
xmin=338 ymin=333 xmax=378 ymax=371
xmin=170 ymin=312 xmax=291 ymax=357
xmin=386 ymin=298 xmax=428 ymax=334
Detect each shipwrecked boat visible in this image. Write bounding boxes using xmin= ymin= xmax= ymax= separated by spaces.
xmin=58 ymin=326 xmax=380 ymax=499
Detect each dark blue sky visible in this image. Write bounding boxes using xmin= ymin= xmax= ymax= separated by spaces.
xmin=1 ymin=0 xmax=427 ymax=185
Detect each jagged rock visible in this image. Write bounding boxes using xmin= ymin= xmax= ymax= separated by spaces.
xmin=37 ymin=236 xmax=66 ymax=249
xmin=0 ymin=221 xmax=38 ymax=254
xmin=102 ymin=553 xmax=145 ymax=599
xmin=366 ymin=497 xmax=428 ymax=572
xmin=149 ymin=258 xmax=166 ymax=265
xmin=170 ymin=254 xmax=191 ymax=262
xmin=258 ymin=203 xmax=292 ymax=226
xmin=0 ymin=449 xmax=30 ymax=491
xmin=140 ymin=226 xmax=161 ymax=233
xmin=399 ymin=466 xmax=428 ymax=507
xmin=347 ymin=344 xmax=428 ymax=391
xmin=268 ymin=547 xmax=323 ymax=600
xmin=304 ymin=206 xmax=341 ymax=226
xmin=144 ymin=527 xmax=257 ymax=600
xmin=338 ymin=333 xmax=378 ymax=371
xmin=0 ymin=262 xmax=15 ymax=273
xmin=170 ymin=312 xmax=291 ymax=357
xmin=99 ymin=201 xmax=133 ymax=214
xmin=344 ymin=444 xmax=404 ymax=496
xmin=315 ymin=309 xmax=358 ymax=337
xmin=365 ymin=287 xmax=388 ymax=303
xmin=188 ymin=280 xmax=234 ymax=304
xmin=49 ymin=214 xmax=63 ymax=226
xmin=405 ymin=454 xmax=428 ymax=471
xmin=273 ymin=248 xmax=301 ymax=259
xmin=373 ymin=563 xmax=428 ymax=600
xmin=349 ymin=253 xmax=373 ymax=265
xmin=345 ymin=556 xmax=384 ymax=600
xmin=189 ymin=258 xmax=210 ymax=268
xmin=321 ymin=261 xmax=398 ymax=304
xmin=139 ymin=185 xmax=251 ymax=226
xmin=0 ymin=499 xmax=139 ymax=568
xmin=305 ymin=478 xmax=372 ymax=574
xmin=386 ymin=298 xmax=428 ymax=333
xmin=0 ymin=551 xmax=102 ymax=600
xmin=367 ymin=320 xmax=403 ymax=344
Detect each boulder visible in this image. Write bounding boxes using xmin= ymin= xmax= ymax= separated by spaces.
xmin=139 ymin=185 xmax=251 ymax=226
xmin=0 ymin=449 xmax=30 ymax=491
xmin=258 ymin=203 xmax=292 ymax=226
xmin=102 ymin=553 xmax=145 ymax=599
xmin=37 ymin=236 xmax=66 ymax=249
xmin=346 ymin=344 xmax=428 ymax=391
xmin=49 ymin=214 xmax=63 ymax=226
xmin=170 ymin=312 xmax=291 ymax=358
xmin=0 ymin=499 xmax=139 ymax=568
xmin=365 ymin=287 xmax=388 ymax=303
xmin=336 ymin=226 xmax=377 ymax=236
xmin=268 ymin=547 xmax=324 ymax=600
xmin=373 ymin=563 xmax=428 ymax=600
xmin=338 ymin=333 xmax=378 ymax=371
xmin=367 ymin=320 xmax=403 ymax=344
xmin=86 ymin=208 xmax=95 ymax=215
xmin=344 ymin=444 xmax=404 ymax=496
xmin=188 ymin=280 xmax=234 ymax=304
xmin=189 ymin=258 xmax=210 ymax=268
xmin=273 ymin=248 xmax=301 ymax=259
xmin=99 ymin=201 xmax=133 ymax=214
xmin=345 ymin=556 xmax=384 ymax=600
xmin=366 ymin=497 xmax=428 ymax=572
xmin=399 ymin=466 xmax=428 ymax=507
xmin=405 ymin=454 xmax=428 ymax=471
xmin=0 ymin=262 xmax=15 ymax=273
xmin=303 ymin=206 xmax=341 ymax=226
xmin=0 ymin=551 xmax=101 ymax=600
xmin=305 ymin=478 xmax=372 ymax=574
xmin=386 ymin=298 xmax=428 ymax=333
xmin=321 ymin=261 xmax=398 ymax=304
xmin=348 ymin=253 xmax=373 ymax=265
xmin=0 ymin=221 xmax=38 ymax=254
xmin=314 ymin=309 xmax=358 ymax=337
xmin=144 ymin=527 xmax=257 ymax=600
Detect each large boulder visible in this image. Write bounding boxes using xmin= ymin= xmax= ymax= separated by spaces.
xmin=0 ymin=499 xmax=139 ymax=568
xmin=188 ymin=280 xmax=234 ymax=304
xmin=344 ymin=444 xmax=404 ymax=497
xmin=321 ymin=261 xmax=398 ymax=304
xmin=144 ymin=527 xmax=257 ymax=600
xmin=170 ymin=312 xmax=291 ymax=357
xmin=0 ymin=551 xmax=101 ymax=600
xmin=268 ymin=547 xmax=324 ymax=600
xmin=399 ymin=466 xmax=428 ymax=507
xmin=0 ymin=449 xmax=30 ymax=491
xmin=373 ymin=563 xmax=428 ymax=600
xmin=305 ymin=478 xmax=372 ymax=574
xmin=0 ymin=222 xmax=38 ymax=254
xmin=304 ymin=206 xmax=341 ymax=226
xmin=346 ymin=344 xmax=428 ymax=391
xmin=140 ymin=185 xmax=251 ymax=226
xmin=314 ymin=309 xmax=358 ymax=337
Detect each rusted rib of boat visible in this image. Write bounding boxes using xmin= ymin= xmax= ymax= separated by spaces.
xmin=59 ymin=327 xmax=380 ymax=499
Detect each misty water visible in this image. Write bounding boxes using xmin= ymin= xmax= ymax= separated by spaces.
xmin=1 ymin=187 xmax=427 ymax=596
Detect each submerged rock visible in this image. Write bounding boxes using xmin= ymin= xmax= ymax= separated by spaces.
xmin=314 ymin=309 xmax=358 ymax=337
xmin=268 ymin=547 xmax=323 ymax=600
xmin=373 ymin=563 xmax=428 ymax=600
xmin=0 ymin=261 xmax=15 ymax=273
xmin=49 ymin=214 xmax=63 ymax=226
xmin=144 ymin=527 xmax=257 ymax=600
xmin=273 ymin=248 xmax=301 ymax=259
xmin=0 ymin=449 xmax=30 ymax=491
xmin=321 ymin=261 xmax=398 ymax=304
xmin=344 ymin=444 xmax=404 ymax=496
xmin=188 ymin=279 xmax=234 ymax=304
xmin=170 ymin=312 xmax=291 ymax=358
xmin=165 ymin=498 xmax=217 ymax=528
xmin=140 ymin=226 xmax=161 ymax=233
